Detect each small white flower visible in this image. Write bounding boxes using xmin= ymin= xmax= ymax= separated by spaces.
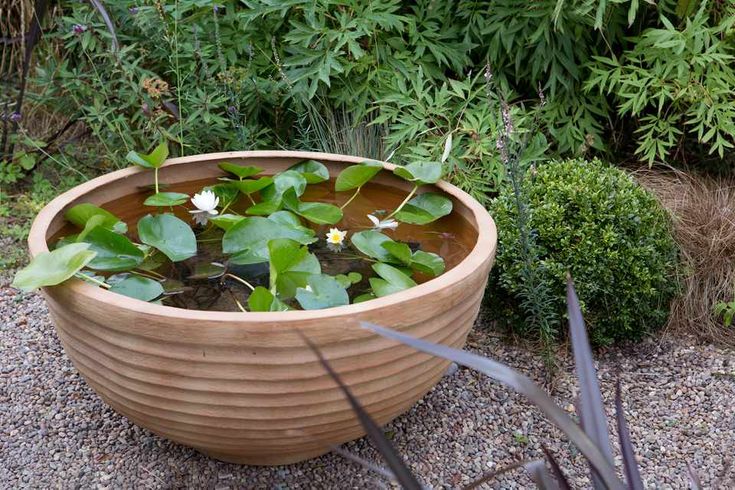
xmin=189 ymin=190 xmax=219 ymax=225
xmin=367 ymin=214 xmax=398 ymax=231
xmin=325 ymin=228 xmax=347 ymax=246
xmin=304 ymin=285 xmax=313 ymax=292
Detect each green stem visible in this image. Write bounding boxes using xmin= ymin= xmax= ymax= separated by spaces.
xmin=135 ymin=268 xmax=165 ymax=280
xmin=154 ymin=168 xmax=160 ymax=194
xmin=340 ymin=187 xmax=361 ymax=210
xmin=75 ymin=272 xmax=110 ymax=289
xmin=385 ymin=184 xmax=418 ymax=219
xmin=225 ymin=273 xmax=255 ymax=291
xmin=131 ymin=270 xmax=163 ymax=281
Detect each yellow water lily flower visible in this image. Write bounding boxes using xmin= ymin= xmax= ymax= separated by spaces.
xmin=325 ymin=228 xmax=347 ymax=246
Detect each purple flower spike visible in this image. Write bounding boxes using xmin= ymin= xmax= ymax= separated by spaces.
xmin=72 ymin=24 xmax=86 ymax=35
xmin=9 ymin=112 xmax=22 ymax=123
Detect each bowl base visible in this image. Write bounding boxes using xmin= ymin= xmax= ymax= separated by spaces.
xmin=201 ymin=448 xmax=331 ymax=466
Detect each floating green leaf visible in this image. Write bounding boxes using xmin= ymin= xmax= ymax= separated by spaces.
xmin=261 ymin=170 xmax=307 ymax=202
xmin=187 ymin=262 xmax=226 ymax=280
xmin=268 ymin=210 xmax=303 ymax=227
xmin=137 ymin=213 xmax=197 ymax=262
xmin=81 ymin=226 xmax=145 ymax=271
xmin=12 ymin=243 xmax=97 ymax=292
xmin=268 ymin=238 xmax=321 ymax=298
xmin=395 ymin=193 xmax=452 ymax=224
xmin=247 ymin=286 xmax=290 ymax=312
xmin=109 ymin=275 xmax=164 ymax=302
xmin=64 ymin=203 xmax=127 ymax=234
xmin=125 ymin=141 xmax=169 ymax=169
xmin=222 ymin=217 xmax=316 ymax=265
xmin=381 ymin=241 xmax=412 ymax=265
xmin=210 ymin=214 xmax=245 ymax=231
xmin=288 ymin=160 xmax=330 ymax=184
xmin=245 ymin=200 xmax=282 ymax=216
xmin=335 ymin=160 xmax=383 ymax=191
xmin=393 ymin=161 xmax=443 ymax=185
xmin=205 ymin=183 xmax=239 ymax=206
xmin=353 ymin=292 xmax=376 ymax=304
xmin=234 ymin=177 xmax=273 ymax=195
xmin=410 ymin=250 xmax=445 ymax=276
xmin=335 ymin=272 xmax=362 ymax=288
xmin=283 ymin=190 xmax=343 ymax=225
xmin=218 ymin=162 xmax=263 ymax=179
xmin=369 ymin=262 xmax=417 ymax=297
xmin=296 ymin=274 xmax=349 ymax=310
xmin=143 ymin=192 xmax=189 ymax=207
xmin=351 ymin=230 xmax=393 ymax=261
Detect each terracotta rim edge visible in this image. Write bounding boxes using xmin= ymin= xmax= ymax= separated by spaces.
xmin=27 ymin=150 xmax=497 ymax=323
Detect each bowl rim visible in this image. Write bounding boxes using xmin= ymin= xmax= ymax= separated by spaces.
xmin=28 ymin=150 xmax=497 ymax=323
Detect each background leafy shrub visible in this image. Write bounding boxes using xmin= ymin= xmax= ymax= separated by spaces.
xmin=490 ymin=158 xmax=679 ymax=345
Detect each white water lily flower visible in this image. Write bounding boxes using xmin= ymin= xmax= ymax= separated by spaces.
xmin=189 ymin=190 xmax=220 ymax=225
xmin=367 ymin=214 xmax=398 ymax=231
xmin=326 ymin=228 xmax=347 ymax=246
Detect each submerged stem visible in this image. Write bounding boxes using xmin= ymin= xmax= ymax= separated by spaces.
xmin=385 ymin=184 xmax=418 ymax=219
xmin=340 ymin=187 xmax=361 ymax=210
xmin=224 ymin=273 xmax=255 ymax=291
xmin=76 ymin=272 xmax=111 ymax=289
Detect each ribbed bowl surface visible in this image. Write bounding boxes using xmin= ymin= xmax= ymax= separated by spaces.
xmin=28 ymin=151 xmax=497 ymax=465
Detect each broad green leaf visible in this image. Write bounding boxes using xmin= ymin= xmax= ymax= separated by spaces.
xmin=268 ymin=210 xmax=302 ymax=227
xmin=12 ymin=243 xmax=97 ymax=292
xmin=247 ymin=286 xmax=290 ymax=312
xmin=268 ymin=238 xmax=321 ymax=298
xmin=411 ymin=250 xmax=445 ymax=276
xmin=395 ymin=193 xmax=452 ymax=224
xmin=353 ymin=292 xmax=376 ymax=304
xmin=261 ymin=170 xmax=307 ymax=202
xmin=351 ymin=230 xmax=393 ymax=261
xmin=125 ymin=142 xmax=169 ymax=169
xmin=246 ymin=200 xmax=282 ymax=215
xmin=381 ymin=241 xmax=412 ymax=265
xmin=205 ymin=183 xmax=239 ymax=206
xmin=288 ymin=160 xmax=330 ymax=184
xmin=335 ymin=160 xmax=383 ymax=191
xmin=76 ymin=215 xmax=108 ymax=242
xmin=369 ymin=262 xmax=417 ymax=297
xmin=137 ymin=213 xmax=197 ymax=262
xmin=137 ymin=248 xmax=167 ymax=271
xmin=393 ymin=161 xmax=443 ymax=185
xmin=144 ymin=192 xmax=189 ymax=207
xmin=109 ymin=275 xmax=164 ymax=301
xmin=234 ymin=177 xmax=273 ymax=195
xmin=218 ymin=162 xmax=263 ymax=179
xmin=64 ymin=203 xmax=127 ymax=234
xmin=296 ymin=274 xmax=349 ymax=310
xmin=222 ymin=217 xmax=316 ymax=264
xmin=81 ymin=226 xmax=145 ymax=271
xmin=335 ymin=272 xmax=362 ymax=288
xmin=210 ymin=213 xmax=245 ymax=231
xmin=283 ymin=190 xmax=343 ymax=225
xmin=187 ymin=262 xmax=226 ymax=280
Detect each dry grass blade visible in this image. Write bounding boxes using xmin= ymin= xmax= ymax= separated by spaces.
xmin=298 ymin=331 xmax=424 ymax=490
xmin=360 ymin=322 xmax=624 ymax=489
xmin=566 ymin=275 xmax=615 ymax=489
xmin=615 ymin=381 xmax=644 ymax=490
xmin=635 ymin=167 xmax=735 ymax=347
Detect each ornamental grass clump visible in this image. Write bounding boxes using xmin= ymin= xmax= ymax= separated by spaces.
xmin=12 ymin=143 xmax=456 ymax=312
xmin=490 ymin=158 xmax=679 ymax=345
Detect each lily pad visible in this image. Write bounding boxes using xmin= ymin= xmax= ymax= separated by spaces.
xmin=335 ymin=160 xmax=383 ymax=192
xmin=109 ymin=275 xmax=164 ymax=302
xmin=218 ymin=162 xmax=263 ymax=179
xmin=222 ymin=217 xmax=316 ymax=265
xmin=410 ymin=250 xmax=445 ymax=276
xmin=334 ymin=272 xmax=362 ymax=288
xmin=12 ymin=243 xmax=97 ymax=292
xmin=126 ymin=141 xmax=169 ymax=169
xmin=234 ymin=177 xmax=273 ymax=195
xmin=393 ymin=161 xmax=443 ymax=185
xmin=247 ymin=286 xmax=290 ymax=312
xmin=351 ymin=230 xmax=393 ymax=261
xmin=288 ymin=160 xmax=330 ymax=184
xmin=395 ymin=192 xmax=452 ymax=224
xmin=261 ymin=170 xmax=307 ymax=202
xmin=81 ymin=226 xmax=145 ymax=271
xmin=283 ymin=190 xmax=343 ymax=225
xmin=137 ymin=213 xmax=197 ymax=262
xmin=295 ymin=274 xmax=349 ymax=310
xmin=381 ymin=241 xmax=413 ymax=265
xmin=64 ymin=203 xmax=127 ymax=234
xmin=144 ymin=192 xmax=189 ymax=207
xmin=369 ymin=262 xmax=417 ymax=297
xmin=268 ymin=239 xmax=321 ymax=298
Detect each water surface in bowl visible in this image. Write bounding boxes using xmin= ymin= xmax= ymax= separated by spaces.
xmin=52 ymin=178 xmax=477 ymax=311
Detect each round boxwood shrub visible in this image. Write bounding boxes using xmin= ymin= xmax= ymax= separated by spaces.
xmin=490 ymin=158 xmax=679 ymax=345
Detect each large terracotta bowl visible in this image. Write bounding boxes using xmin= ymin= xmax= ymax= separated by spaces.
xmin=27 ymin=151 xmax=497 ymax=465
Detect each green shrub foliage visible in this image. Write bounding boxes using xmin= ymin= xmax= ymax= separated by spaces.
xmin=17 ymin=0 xmax=733 ymax=190
xmin=490 ymin=159 xmax=679 ymax=345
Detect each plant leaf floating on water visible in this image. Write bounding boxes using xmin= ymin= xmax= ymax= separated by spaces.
xmin=335 ymin=160 xmax=383 ymax=192
xmin=137 ymin=213 xmax=197 ymax=262
xmin=394 ymin=193 xmax=452 ymax=225
xmin=144 ymin=192 xmax=189 ymax=207
xmin=64 ymin=203 xmax=127 ymax=234
xmin=80 ymin=226 xmax=145 ymax=272
xmin=11 ymin=243 xmax=97 ymax=292
xmin=295 ymin=274 xmax=349 ymax=310
xmin=108 ymin=275 xmax=164 ymax=302
xmin=369 ymin=263 xmax=417 ymax=297
xmin=218 ymin=162 xmax=263 ymax=180
xmin=288 ymin=160 xmax=330 ymax=184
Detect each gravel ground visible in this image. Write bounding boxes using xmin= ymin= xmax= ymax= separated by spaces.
xmin=1 ymin=272 xmax=734 ymax=489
